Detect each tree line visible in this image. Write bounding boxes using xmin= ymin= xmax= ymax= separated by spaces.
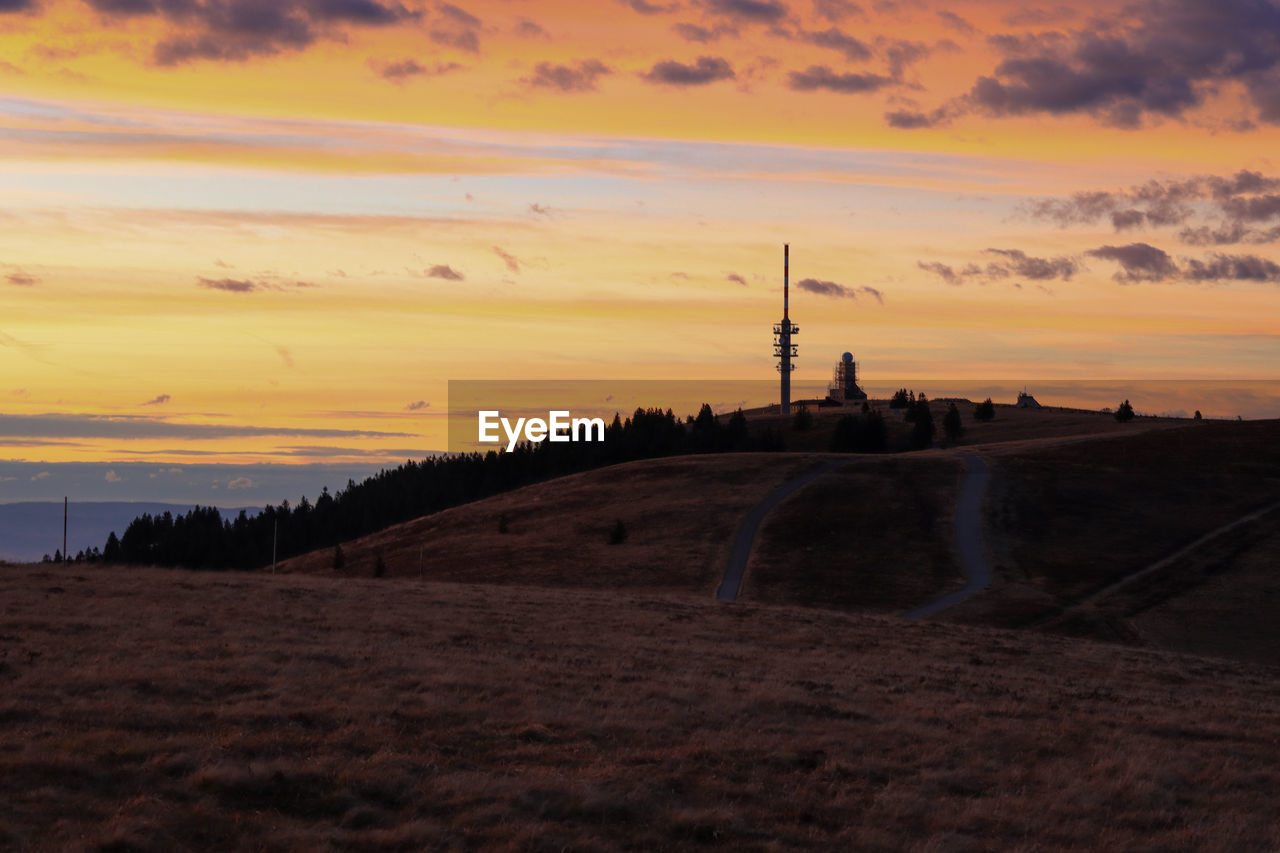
xmin=95 ymin=404 xmax=784 ymax=570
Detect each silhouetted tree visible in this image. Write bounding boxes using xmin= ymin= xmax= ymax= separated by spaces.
xmin=943 ymin=403 xmax=963 ymax=442
xmin=1115 ymin=399 xmax=1135 ymax=423
xmin=1194 ymin=410 xmax=1203 ymax=420
xmin=890 ymin=388 xmax=910 ymax=409
xmin=830 ymin=411 xmax=887 ymax=453
xmin=910 ymin=400 xmax=935 ymax=449
xmin=793 ymin=404 xmax=813 ymax=431
xmin=974 ymin=398 xmax=995 ymax=422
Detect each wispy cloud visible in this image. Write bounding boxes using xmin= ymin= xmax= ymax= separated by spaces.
xmin=141 ymin=394 xmax=171 ymax=406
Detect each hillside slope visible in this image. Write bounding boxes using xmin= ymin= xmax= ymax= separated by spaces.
xmin=2 ymin=563 xmax=1277 ymax=851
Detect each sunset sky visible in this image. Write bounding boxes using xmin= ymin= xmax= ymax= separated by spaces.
xmin=3 ymin=0 xmax=1280 ymax=499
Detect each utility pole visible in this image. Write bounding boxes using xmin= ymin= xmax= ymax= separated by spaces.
xmin=272 ymin=519 xmax=277 ymax=574
xmin=62 ymin=496 xmax=67 ymax=563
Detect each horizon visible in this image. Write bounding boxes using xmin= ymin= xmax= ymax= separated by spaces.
xmin=4 ymin=0 xmax=1280 ymax=477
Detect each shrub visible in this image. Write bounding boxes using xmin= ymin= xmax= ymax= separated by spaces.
xmin=608 ymin=519 xmax=628 ymax=545
xmin=974 ymin=398 xmax=995 ymax=422
xmin=1115 ymin=399 xmax=1135 ymax=423
xmin=943 ymin=403 xmax=963 ymax=442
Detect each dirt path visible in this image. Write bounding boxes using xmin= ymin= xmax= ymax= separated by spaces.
xmin=715 ymin=459 xmax=844 ymax=601
xmin=901 ymin=452 xmax=992 ymax=620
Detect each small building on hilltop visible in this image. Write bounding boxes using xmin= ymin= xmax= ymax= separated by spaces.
xmin=1015 ymin=390 xmax=1041 ymax=408
xmin=828 ymin=352 xmax=868 ymax=403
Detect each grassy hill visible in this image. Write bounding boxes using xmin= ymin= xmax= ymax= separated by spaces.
xmin=2 ymin=563 xmax=1278 ymax=851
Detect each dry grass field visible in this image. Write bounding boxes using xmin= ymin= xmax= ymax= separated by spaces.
xmin=743 ymin=455 xmax=964 ymax=612
xmin=3 ymin=563 xmax=1279 ymax=852
xmin=951 ymin=419 xmax=1280 ymax=632
xmin=275 ymin=454 xmax=825 ymax=593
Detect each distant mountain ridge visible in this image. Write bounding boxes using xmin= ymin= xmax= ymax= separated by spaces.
xmin=0 ymin=502 xmax=257 ymax=563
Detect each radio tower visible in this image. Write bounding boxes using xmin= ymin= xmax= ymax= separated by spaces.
xmin=774 ymin=243 xmax=799 ymax=414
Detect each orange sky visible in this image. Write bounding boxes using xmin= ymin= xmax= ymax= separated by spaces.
xmin=3 ymin=0 xmax=1280 ymax=478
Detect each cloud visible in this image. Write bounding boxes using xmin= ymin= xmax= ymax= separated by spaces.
xmin=5 ymin=272 xmax=38 ymax=286
xmin=918 ymin=250 xmax=1078 ymax=284
xmin=984 ymin=248 xmax=1078 ymax=281
xmin=427 ymin=2 xmax=482 ymax=53
xmin=962 ymin=0 xmax=1280 ymax=128
xmin=788 ymin=65 xmax=893 ymax=93
xmin=1183 ymin=254 xmax=1280 ymax=282
xmin=227 ymin=476 xmax=256 ymax=490
xmin=374 ymin=58 xmax=463 ymax=82
xmin=89 ymin=0 xmax=420 ymax=66
xmin=616 ymin=0 xmax=679 ymax=13
xmin=524 ymin=59 xmax=611 ymax=92
xmin=1087 ymin=243 xmax=1180 ymax=283
xmin=529 ymin=203 xmax=552 ymax=216
xmin=492 ymin=246 xmax=520 ymax=273
xmin=405 ymin=400 xmax=429 ymax=411
xmin=141 ymin=394 xmax=171 ymax=406
xmin=795 ymin=26 xmax=872 ymax=61
xmin=672 ymin=22 xmax=738 ymax=42
xmin=936 ymin=10 xmax=974 ymax=35
xmin=0 ymin=0 xmax=38 ymax=11
xmin=197 ymin=277 xmax=259 ymax=293
xmin=916 ymin=260 xmax=959 ymax=285
xmin=727 ymin=273 xmax=747 ymax=285
xmin=1001 ymin=5 xmax=1076 ymax=26
xmin=700 ymin=0 xmax=788 ymax=23
xmin=428 ymin=28 xmax=479 ymax=53
xmin=426 ymin=264 xmax=464 ymax=281
xmin=641 ymin=56 xmax=735 ymax=86
xmin=514 ymin=17 xmax=547 ymax=38
xmin=885 ymin=105 xmax=956 ymax=128
xmin=796 ymin=278 xmax=884 ymax=303
xmin=105 ymin=470 xmax=123 ymax=483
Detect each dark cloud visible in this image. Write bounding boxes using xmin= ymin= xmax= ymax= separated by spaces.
xmin=788 ymin=65 xmax=892 ymax=93
xmin=428 ymin=27 xmax=479 ymax=53
xmin=812 ymin=0 xmax=861 ymax=22
xmin=642 ymin=55 xmax=735 ymax=85
xmin=936 ymin=10 xmax=974 ymax=34
xmin=426 ymin=264 xmax=464 ymax=281
xmin=529 ymin=203 xmax=552 ymax=216
xmin=796 ymin=278 xmax=884 ymax=303
xmin=985 ymin=248 xmax=1078 ymax=280
xmin=796 ymin=26 xmax=872 ymax=61
xmin=1183 ymin=253 xmax=1280 ymax=282
xmin=1110 ymin=209 xmax=1145 ymax=230
xmin=436 ymin=2 xmax=479 ymax=27
xmin=1218 ymin=194 xmax=1280 ymax=222
xmin=917 ymin=260 xmax=959 ymax=285
xmin=492 ymin=246 xmax=520 ymax=273
xmin=514 ymin=17 xmax=547 ymax=38
xmin=524 ymin=59 xmax=611 ymax=92
xmin=672 ymin=21 xmax=738 ymax=42
xmin=0 ymin=0 xmax=38 ymax=11
xmin=405 ymin=400 xmax=429 ymax=411
xmin=965 ymin=0 xmax=1280 ymax=128
xmin=84 ymin=0 xmax=418 ymax=65
xmin=5 ymin=272 xmax=38 ymax=286
xmin=1001 ymin=5 xmax=1076 ymax=26
xmin=616 ymin=0 xmax=679 ymax=13
xmin=375 ymin=58 xmax=463 ymax=81
xmin=919 ymin=250 xmax=1077 ymax=284
xmin=1086 ymin=243 xmax=1179 ymax=283
xmin=700 ymin=0 xmax=787 ymax=22
xmin=727 ymin=273 xmax=747 ymax=285
xmin=885 ymin=104 xmax=957 ymax=128
xmin=1180 ymin=223 xmax=1280 ymax=246
xmin=141 ymin=394 xmax=171 ymax=406
xmin=882 ymin=37 xmax=929 ymax=77
xmin=197 ymin=277 xmax=259 ymax=293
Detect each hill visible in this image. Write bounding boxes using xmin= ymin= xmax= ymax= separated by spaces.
xmin=2 ymin=563 xmax=1277 ymax=851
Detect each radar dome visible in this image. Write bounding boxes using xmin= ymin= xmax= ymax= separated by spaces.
xmin=841 ymin=352 xmax=854 ymax=363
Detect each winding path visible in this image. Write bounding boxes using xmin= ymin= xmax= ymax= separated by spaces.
xmin=715 ymin=460 xmax=843 ymax=601
xmin=901 ymin=452 xmax=993 ymax=620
